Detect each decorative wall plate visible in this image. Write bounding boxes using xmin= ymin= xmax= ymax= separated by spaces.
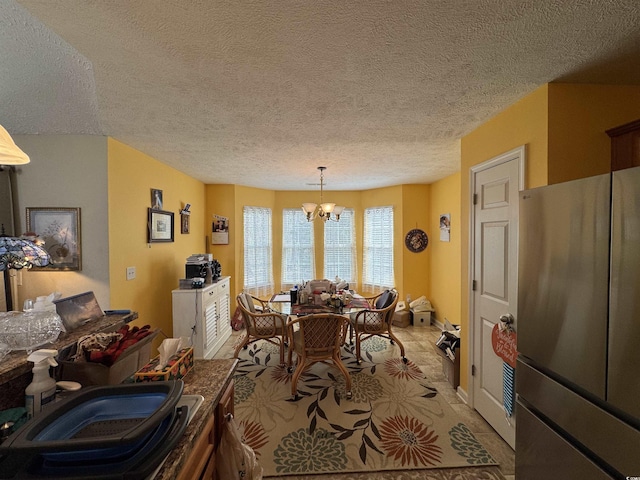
xmin=405 ymin=228 xmax=428 ymax=253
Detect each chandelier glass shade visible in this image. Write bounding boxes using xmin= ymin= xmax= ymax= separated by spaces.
xmin=302 ymin=167 xmax=345 ymax=222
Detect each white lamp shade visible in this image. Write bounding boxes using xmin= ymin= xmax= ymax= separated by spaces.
xmin=0 ymin=125 xmax=29 ymax=165
xmin=332 ymin=205 xmax=345 ymax=216
xmin=302 ymin=203 xmax=317 ymax=214
xmin=320 ymin=202 xmax=335 ymax=214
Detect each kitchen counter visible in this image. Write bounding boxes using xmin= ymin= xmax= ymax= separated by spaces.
xmin=0 ymin=312 xmax=137 ymax=409
xmin=153 ymin=358 xmax=238 ymax=480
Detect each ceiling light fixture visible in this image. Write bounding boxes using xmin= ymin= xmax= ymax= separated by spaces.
xmin=0 ymin=125 xmax=29 ymax=165
xmin=301 ymin=166 xmax=345 ymax=222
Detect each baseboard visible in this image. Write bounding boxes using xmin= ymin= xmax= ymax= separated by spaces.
xmin=456 ymin=385 xmax=469 ymax=404
xmin=431 ymin=317 xmax=444 ymax=329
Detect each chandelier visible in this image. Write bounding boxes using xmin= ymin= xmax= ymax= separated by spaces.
xmin=301 ymin=166 xmax=345 ymax=222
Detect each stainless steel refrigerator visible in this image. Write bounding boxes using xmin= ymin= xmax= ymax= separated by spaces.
xmin=516 ymin=166 xmax=640 ymax=479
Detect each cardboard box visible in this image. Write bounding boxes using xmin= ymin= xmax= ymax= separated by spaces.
xmin=392 ymin=310 xmax=411 ymax=328
xmin=134 ymin=347 xmax=194 ymax=382
xmin=412 ymin=310 xmax=431 ymax=326
xmin=432 ymin=344 xmax=460 ymax=388
xmin=57 ymin=329 xmax=158 ymax=385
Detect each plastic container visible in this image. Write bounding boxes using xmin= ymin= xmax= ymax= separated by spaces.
xmin=0 ymin=312 xmax=64 ymax=351
xmin=2 ymin=381 xmax=184 ymax=460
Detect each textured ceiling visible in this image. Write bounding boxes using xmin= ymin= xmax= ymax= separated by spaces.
xmin=2 ymin=0 xmax=640 ymax=190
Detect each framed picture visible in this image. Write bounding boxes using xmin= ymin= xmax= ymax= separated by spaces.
xmin=181 ymin=213 xmax=190 ymax=234
xmin=148 ymin=208 xmax=174 ymax=243
xmin=211 ymin=214 xmax=229 ymax=244
xmin=151 ymin=188 xmax=163 ymax=210
xmin=440 ymin=213 xmax=451 ymax=242
xmin=26 ymin=207 xmax=82 ymax=271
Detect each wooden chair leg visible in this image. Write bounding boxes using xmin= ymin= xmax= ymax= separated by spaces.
xmin=287 ymin=339 xmax=294 ymax=368
xmin=388 ymin=329 xmax=407 ymax=363
xmin=290 ymin=358 xmax=305 ymax=397
xmin=333 ymin=354 xmax=352 ymax=399
xmin=233 ymin=333 xmax=250 ymax=358
xmin=278 ymin=336 xmax=285 ymax=365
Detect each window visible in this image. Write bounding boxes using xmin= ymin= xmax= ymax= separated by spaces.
xmin=362 ymin=206 xmax=394 ymax=290
xmin=324 ymin=208 xmax=356 ymax=286
xmin=281 ymin=209 xmax=314 ymax=288
xmin=243 ymin=206 xmax=274 ymax=297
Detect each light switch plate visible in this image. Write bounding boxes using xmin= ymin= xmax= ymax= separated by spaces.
xmin=126 ymin=266 xmax=136 ymax=280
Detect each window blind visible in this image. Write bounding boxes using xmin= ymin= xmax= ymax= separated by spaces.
xmin=281 ymin=209 xmax=315 ymax=288
xmin=243 ymin=206 xmax=274 ymax=297
xmin=362 ymin=206 xmax=394 ymax=290
xmin=324 ymin=208 xmax=356 ymax=287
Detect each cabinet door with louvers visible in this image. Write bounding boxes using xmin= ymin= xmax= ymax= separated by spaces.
xmin=172 ymin=276 xmax=232 ymax=359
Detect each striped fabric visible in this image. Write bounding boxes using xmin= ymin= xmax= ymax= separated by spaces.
xmin=503 ymin=362 xmax=516 ymax=417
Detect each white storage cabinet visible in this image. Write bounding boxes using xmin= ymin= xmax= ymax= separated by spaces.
xmin=172 ymin=276 xmax=232 ymax=359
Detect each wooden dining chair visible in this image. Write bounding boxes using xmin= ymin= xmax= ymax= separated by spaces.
xmin=349 ymin=289 xmax=406 ymax=364
xmin=287 ymin=313 xmax=352 ymax=399
xmin=234 ymin=292 xmax=287 ymax=365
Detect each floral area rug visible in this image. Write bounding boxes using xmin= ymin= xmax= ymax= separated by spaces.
xmin=233 ymin=337 xmax=497 ymax=477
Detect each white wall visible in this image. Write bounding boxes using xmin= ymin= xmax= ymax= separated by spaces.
xmin=12 ymin=135 xmax=111 ymax=309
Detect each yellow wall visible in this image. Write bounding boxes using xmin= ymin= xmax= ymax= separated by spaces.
xmin=205 ymin=184 xmax=236 ymax=295
xmin=108 ymin=138 xmax=207 ymax=350
xmin=401 ymin=184 xmax=430 ymax=303
xmin=547 ymin=83 xmax=640 ymax=184
xmin=459 ymin=85 xmax=549 ymax=391
xmin=428 ymin=172 xmax=461 ymax=325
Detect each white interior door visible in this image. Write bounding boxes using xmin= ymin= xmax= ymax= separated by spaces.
xmin=470 ymin=147 xmax=523 ymax=449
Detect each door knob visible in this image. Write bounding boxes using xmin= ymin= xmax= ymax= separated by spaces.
xmin=499 ymin=313 xmax=514 ymax=325
xmin=498 ymin=313 xmax=515 ymax=333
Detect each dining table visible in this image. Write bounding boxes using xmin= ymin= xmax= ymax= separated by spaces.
xmin=268 ymin=291 xmax=370 ymax=317
xmin=269 ymin=292 xmax=371 ymax=346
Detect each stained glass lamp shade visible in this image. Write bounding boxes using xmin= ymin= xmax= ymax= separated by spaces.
xmin=0 ymin=236 xmax=50 ymax=271
xmin=1 ymin=234 xmax=50 ymax=311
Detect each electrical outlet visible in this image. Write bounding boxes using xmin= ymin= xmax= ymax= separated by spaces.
xmin=126 ymin=266 xmax=136 ymax=281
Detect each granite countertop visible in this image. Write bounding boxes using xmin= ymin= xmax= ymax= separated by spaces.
xmin=0 ymin=312 xmax=138 ymax=386
xmin=153 ymin=358 xmax=238 ymax=480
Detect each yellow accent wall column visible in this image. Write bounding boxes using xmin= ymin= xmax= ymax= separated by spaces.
xmin=401 ymin=184 xmax=430 ymax=304
xmin=428 ymin=172 xmax=461 ymax=325
xmin=108 ymin=138 xmax=206 ymax=346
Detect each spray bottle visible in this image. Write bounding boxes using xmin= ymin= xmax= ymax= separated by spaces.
xmin=25 ymin=349 xmax=58 ymax=419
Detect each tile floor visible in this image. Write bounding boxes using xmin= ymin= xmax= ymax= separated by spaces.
xmin=214 ymin=323 xmax=515 ymax=480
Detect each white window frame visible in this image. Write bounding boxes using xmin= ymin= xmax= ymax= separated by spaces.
xmin=362 ymin=206 xmax=394 ymax=290
xmin=281 ymin=208 xmax=315 ymax=289
xmin=324 ymin=208 xmax=357 ymax=288
xmin=243 ymin=206 xmax=274 ymax=297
